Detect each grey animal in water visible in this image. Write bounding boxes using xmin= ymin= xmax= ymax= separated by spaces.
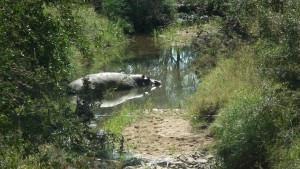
xmin=67 ymin=72 xmax=161 ymax=94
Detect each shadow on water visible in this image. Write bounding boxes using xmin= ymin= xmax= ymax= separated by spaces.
xmin=97 ymin=35 xmax=200 ymax=115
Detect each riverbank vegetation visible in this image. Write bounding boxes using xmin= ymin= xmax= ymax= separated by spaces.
xmin=177 ymin=0 xmax=300 ymax=168
xmin=2 ymin=0 xmax=300 ymax=168
xmin=0 ymin=1 xmax=128 ymax=168
xmin=101 ymin=0 xmax=176 ymax=33
xmin=44 ymin=2 xmax=128 ymax=78
xmin=0 ymin=0 xmax=180 ymax=167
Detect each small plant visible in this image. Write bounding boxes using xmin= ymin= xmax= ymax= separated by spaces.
xmin=103 ymin=104 xmax=135 ymax=135
xmin=128 ymin=142 xmax=139 ymax=150
xmin=168 ymin=145 xmax=177 ymax=155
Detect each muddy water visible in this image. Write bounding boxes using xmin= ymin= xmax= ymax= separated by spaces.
xmin=93 ymin=35 xmax=200 ymax=115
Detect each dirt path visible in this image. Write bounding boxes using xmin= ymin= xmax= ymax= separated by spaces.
xmin=123 ymin=109 xmax=213 ymax=160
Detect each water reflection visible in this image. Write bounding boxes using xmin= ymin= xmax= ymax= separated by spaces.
xmin=100 ymin=35 xmax=200 ymax=112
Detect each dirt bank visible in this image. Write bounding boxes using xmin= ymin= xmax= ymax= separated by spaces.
xmin=123 ymin=109 xmax=213 ymax=160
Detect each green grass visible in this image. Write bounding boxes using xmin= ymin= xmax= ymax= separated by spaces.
xmin=1 ymin=144 xmax=97 ymax=169
xmin=168 ymin=145 xmax=177 ymax=155
xmin=189 ymin=42 xmax=300 ymax=168
xmin=211 ymin=96 xmax=267 ymax=168
xmin=270 ymin=138 xmax=300 ymax=169
xmin=210 ymin=85 xmax=300 ymax=168
xmin=172 ymin=1 xmax=300 ymax=168
xmin=155 ymin=16 xmax=222 ymax=47
xmin=189 ymin=46 xmax=273 ymax=125
xmin=70 ymin=5 xmax=128 ymax=77
xmin=103 ymin=106 xmax=138 ymax=135
xmin=102 ymin=101 xmax=154 ymax=135
xmin=154 ymin=23 xmax=199 ymax=47
xmin=45 ymin=4 xmax=128 ymax=79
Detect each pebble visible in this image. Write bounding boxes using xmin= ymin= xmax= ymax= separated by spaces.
xmin=205 ymin=155 xmax=214 ymax=160
xmin=122 ymin=151 xmax=214 ymax=169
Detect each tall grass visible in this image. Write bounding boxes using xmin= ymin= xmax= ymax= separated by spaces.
xmin=103 ymin=103 xmax=140 ymax=135
xmin=45 ymin=4 xmax=128 ymax=78
xmin=189 ymin=44 xmax=300 ymax=168
xmin=189 ymin=46 xmax=272 ymax=124
xmin=1 ymin=144 xmax=98 ymax=168
xmin=212 ymin=96 xmax=267 ymax=168
xmin=211 ymin=86 xmax=300 ymax=168
xmin=184 ymin=0 xmax=300 ymax=168
xmin=70 ymin=4 xmax=128 ymax=77
xmin=271 ymin=138 xmax=300 ymax=169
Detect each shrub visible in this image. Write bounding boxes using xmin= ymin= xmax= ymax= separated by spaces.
xmin=212 ymin=89 xmax=300 ymax=169
xmin=189 ymin=46 xmax=268 ymax=125
xmin=44 ymin=3 xmax=128 ymax=77
xmin=0 ymin=0 xmax=125 ymax=167
xmin=211 ymin=96 xmax=270 ymax=168
xmin=102 ymin=0 xmax=176 ymax=33
xmin=0 ymin=0 xmax=73 ymax=155
xmin=189 ymin=0 xmax=300 ymax=168
xmin=202 ymin=0 xmax=300 ymax=89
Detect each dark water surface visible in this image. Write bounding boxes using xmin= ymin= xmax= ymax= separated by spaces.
xmin=94 ymin=35 xmax=200 ymax=115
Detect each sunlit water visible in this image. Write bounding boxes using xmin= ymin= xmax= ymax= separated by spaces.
xmin=92 ymin=35 xmax=200 ymax=116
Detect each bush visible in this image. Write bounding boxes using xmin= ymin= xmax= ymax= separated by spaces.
xmin=189 ymin=0 xmax=300 ymax=168
xmin=212 ymin=90 xmax=300 ymax=169
xmin=0 ymin=0 xmax=126 ymax=167
xmin=44 ymin=3 xmax=128 ymax=77
xmin=189 ymin=46 xmax=268 ymax=125
xmin=212 ymin=96 xmax=271 ymax=168
xmin=203 ymin=0 xmax=300 ymax=89
xmin=0 ymin=0 xmax=73 ymax=155
xmin=102 ymin=0 xmax=176 ymax=33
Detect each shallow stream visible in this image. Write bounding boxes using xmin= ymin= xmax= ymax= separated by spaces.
xmin=93 ymin=35 xmax=200 ymax=116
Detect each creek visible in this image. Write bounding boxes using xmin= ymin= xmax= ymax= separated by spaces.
xmin=86 ymin=36 xmax=200 ymax=128
xmin=92 ymin=35 xmax=200 ymax=117
xmin=83 ymin=35 xmax=203 ymax=162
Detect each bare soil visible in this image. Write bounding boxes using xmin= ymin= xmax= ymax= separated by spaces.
xmin=123 ymin=109 xmax=213 ymax=159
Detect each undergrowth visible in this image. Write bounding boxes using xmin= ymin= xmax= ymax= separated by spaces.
xmin=70 ymin=5 xmax=127 ymax=76
xmin=189 ymin=41 xmax=300 ymax=168
xmin=182 ymin=1 xmax=300 ymax=168
xmin=189 ymin=46 xmax=272 ymax=125
xmin=0 ymin=2 xmax=128 ymax=168
xmin=45 ymin=4 xmax=128 ymax=78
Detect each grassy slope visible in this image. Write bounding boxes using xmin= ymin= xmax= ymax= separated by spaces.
xmin=189 ymin=46 xmax=272 ymax=124
xmin=69 ymin=5 xmax=128 ymax=77
xmin=193 ymin=36 xmax=299 ymax=169
xmin=45 ymin=4 xmax=128 ymax=79
xmin=158 ymin=16 xmax=300 ymax=168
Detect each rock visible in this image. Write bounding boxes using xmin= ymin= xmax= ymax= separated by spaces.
xmin=155 ymin=160 xmax=168 ymax=167
xmin=187 ymin=157 xmax=196 ymax=165
xmin=171 ymin=161 xmax=185 ymax=167
xmin=122 ymin=157 xmax=142 ymax=168
xmin=123 ymin=166 xmax=135 ymax=169
xmin=156 ymin=166 xmax=164 ymax=169
xmin=176 ymin=154 xmax=188 ymax=162
xmin=197 ymin=158 xmax=208 ymax=164
xmin=121 ymin=151 xmax=214 ymax=169
xmin=205 ymin=154 xmax=214 ymax=161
